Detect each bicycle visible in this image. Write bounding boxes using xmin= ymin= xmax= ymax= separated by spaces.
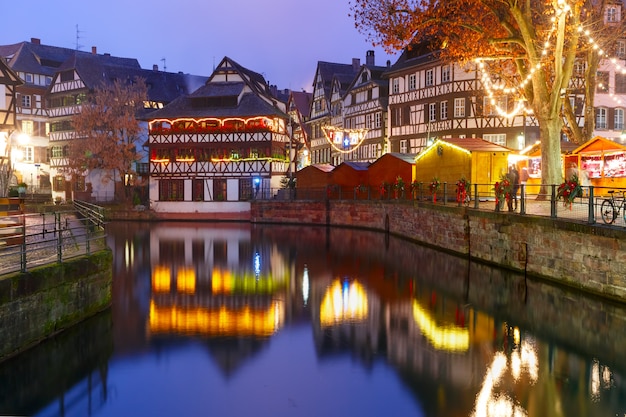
xmin=600 ymin=190 xmax=626 ymax=224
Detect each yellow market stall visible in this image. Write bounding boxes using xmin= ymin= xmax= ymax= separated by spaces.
xmin=413 ymin=138 xmax=511 ymax=198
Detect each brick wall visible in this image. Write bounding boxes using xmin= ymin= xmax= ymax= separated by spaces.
xmin=251 ymin=200 xmax=626 ymax=302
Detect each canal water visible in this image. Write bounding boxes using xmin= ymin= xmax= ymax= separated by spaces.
xmin=1 ymin=221 xmax=626 ymax=417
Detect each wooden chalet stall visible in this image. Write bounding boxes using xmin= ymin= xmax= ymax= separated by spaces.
xmin=569 ymin=136 xmax=626 ymax=194
xmin=414 ymin=138 xmax=511 ymax=199
xmin=518 ymin=140 xmax=578 ymax=195
xmin=329 ymin=161 xmax=370 ymax=199
xmin=295 ymin=164 xmax=334 ymax=199
xmin=367 ymin=153 xmax=415 ymax=199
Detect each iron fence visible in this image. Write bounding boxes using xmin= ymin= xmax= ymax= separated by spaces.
xmin=258 ymin=183 xmax=626 ymax=227
xmin=0 ymin=204 xmax=107 ymax=276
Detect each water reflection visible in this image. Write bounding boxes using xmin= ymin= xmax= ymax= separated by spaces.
xmin=1 ymin=222 xmax=626 ymax=417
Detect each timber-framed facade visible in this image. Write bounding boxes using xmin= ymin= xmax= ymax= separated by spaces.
xmin=146 ymin=57 xmax=289 ymax=219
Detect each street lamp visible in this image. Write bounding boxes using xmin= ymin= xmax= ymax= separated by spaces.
xmin=0 ymin=130 xmax=30 ymax=197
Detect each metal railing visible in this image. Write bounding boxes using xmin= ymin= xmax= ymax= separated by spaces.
xmin=0 ymin=205 xmax=107 ymax=276
xmin=256 ymin=183 xmax=626 ymax=227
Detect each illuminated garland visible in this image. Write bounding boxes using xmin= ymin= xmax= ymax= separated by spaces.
xmin=321 ymin=126 xmax=368 ymax=154
xmin=475 ymin=0 xmax=571 ymax=118
xmin=149 ymin=116 xmax=284 ymax=132
xmin=477 ymin=0 xmax=626 ymax=118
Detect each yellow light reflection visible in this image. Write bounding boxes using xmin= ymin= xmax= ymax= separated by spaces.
xmin=211 ymin=268 xmax=232 ymax=294
xmin=412 ymin=300 xmax=470 ymax=352
xmin=148 ymin=300 xmax=284 ymax=337
xmin=320 ymin=280 xmax=368 ymax=327
xmin=152 ymin=266 xmax=171 ymax=293
xmin=176 ymin=267 xmax=196 ymax=294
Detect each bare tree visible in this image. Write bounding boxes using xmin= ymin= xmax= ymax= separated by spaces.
xmin=68 ymin=77 xmax=148 ymax=202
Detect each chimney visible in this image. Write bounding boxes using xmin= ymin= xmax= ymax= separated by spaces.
xmin=352 ymin=58 xmax=360 ymax=72
xmin=31 ymin=38 xmax=41 ymax=45
xmin=366 ymin=50 xmax=375 ymax=66
xmin=387 ymin=60 xmax=391 ymax=68
xmin=92 ymin=46 xmax=97 ymax=55
xmin=153 ymin=64 xmax=159 ymax=71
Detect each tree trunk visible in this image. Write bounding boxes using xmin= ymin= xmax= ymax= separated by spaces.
xmin=538 ymin=116 xmax=563 ymax=197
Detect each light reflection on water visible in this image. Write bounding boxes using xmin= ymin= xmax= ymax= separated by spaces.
xmin=0 ymin=222 xmax=625 ymax=417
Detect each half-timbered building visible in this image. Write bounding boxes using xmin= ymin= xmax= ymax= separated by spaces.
xmin=340 ymin=52 xmax=389 ymax=163
xmin=0 ymin=38 xmax=76 ymax=193
xmin=46 ymin=48 xmax=206 ymax=202
xmin=385 ymin=44 xmax=538 ymax=155
xmin=146 ymin=57 xmax=290 ymax=219
xmin=0 ymin=57 xmax=23 ymax=196
xmin=286 ymin=90 xmax=312 ymax=171
xmin=308 ymin=60 xmax=359 ymax=165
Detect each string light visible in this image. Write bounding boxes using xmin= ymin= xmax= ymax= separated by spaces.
xmin=475 ymin=0 xmax=570 ymax=118
xmin=321 ymin=125 xmax=368 ymax=154
xmin=478 ymin=0 xmax=626 ymax=122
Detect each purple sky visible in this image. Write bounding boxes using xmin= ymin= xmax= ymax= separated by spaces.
xmin=4 ymin=0 xmax=397 ymax=92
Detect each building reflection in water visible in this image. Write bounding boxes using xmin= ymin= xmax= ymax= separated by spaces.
xmin=9 ymin=223 xmax=624 ymax=417
xmin=146 ymin=224 xmax=287 ymax=339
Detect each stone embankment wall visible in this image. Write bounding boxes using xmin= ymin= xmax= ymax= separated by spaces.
xmin=251 ymin=200 xmax=626 ymax=302
xmin=0 ymin=250 xmax=113 ymax=360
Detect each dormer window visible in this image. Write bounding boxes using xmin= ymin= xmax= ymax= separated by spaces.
xmin=361 ymin=72 xmax=369 ymax=83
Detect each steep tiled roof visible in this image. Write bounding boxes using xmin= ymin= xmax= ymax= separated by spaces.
xmin=145 ymin=91 xmax=287 ymax=120
xmin=0 ymin=41 xmax=78 ymax=76
xmin=384 ymin=45 xmax=438 ymax=77
xmin=290 ymin=91 xmax=312 ymax=118
xmin=317 ymin=61 xmax=357 ymax=98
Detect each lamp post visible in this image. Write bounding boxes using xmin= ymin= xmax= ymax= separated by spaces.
xmin=0 ymin=130 xmax=30 ymax=197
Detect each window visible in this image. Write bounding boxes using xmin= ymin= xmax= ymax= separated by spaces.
xmin=213 ymin=179 xmax=227 ymax=201
xmin=483 ymin=133 xmax=506 ymax=146
xmin=375 ymin=112 xmax=381 ymax=128
xmin=408 ymin=74 xmax=416 ymax=90
xmin=45 ymin=76 xmax=52 ymax=86
xmin=25 ymin=73 xmax=33 ymax=83
xmin=615 ymin=108 xmax=624 ymax=130
xmin=440 ymin=101 xmax=448 ymax=120
xmin=51 ymin=146 xmax=64 ymax=158
xmin=597 ymin=72 xmax=609 ymax=93
xmin=429 ymin=103 xmax=437 ymax=121
xmin=607 ymin=6 xmax=619 ymax=22
xmin=426 ymin=69 xmax=434 ymax=86
xmin=441 ymin=65 xmax=451 ymax=83
xmin=616 ymin=74 xmax=626 ymax=94
xmin=454 ymin=98 xmax=465 ymax=118
xmin=24 ymin=146 xmax=33 ymax=162
xmin=400 ymin=140 xmax=408 ymax=153
xmin=239 ymin=178 xmax=253 ymax=201
xmin=193 ymin=179 xmax=204 ymax=201
xmin=159 ymin=179 xmax=184 ymax=201
xmin=21 ymin=120 xmax=34 ymax=135
xmin=392 ymin=78 xmax=400 ymax=94
xmin=21 ymin=95 xmax=31 ymax=108
xmin=618 ymin=41 xmax=626 ymax=58
xmin=574 ymin=60 xmax=586 ymax=77
xmin=74 ymin=176 xmax=85 ymax=192
xmin=365 ymin=114 xmax=373 ymax=129
xmin=391 ymin=107 xmax=402 ymax=127
xmin=596 ymin=107 xmax=608 ymax=129
xmin=60 ymin=70 xmax=74 ymax=82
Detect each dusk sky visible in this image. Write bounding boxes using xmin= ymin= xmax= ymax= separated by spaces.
xmin=4 ymin=0 xmax=397 ymax=92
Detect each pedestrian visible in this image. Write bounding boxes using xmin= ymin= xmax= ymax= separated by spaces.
xmin=566 ymin=162 xmax=578 ymax=181
xmin=510 ymin=165 xmax=520 ymax=211
xmin=507 ymin=165 xmax=519 ymax=211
